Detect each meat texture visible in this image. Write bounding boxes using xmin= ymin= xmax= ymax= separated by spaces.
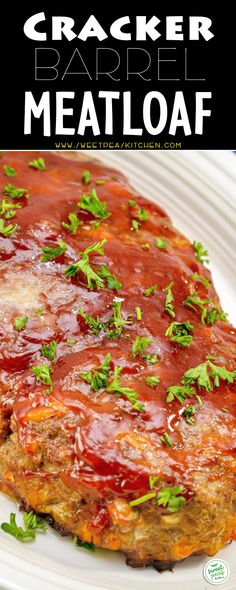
xmin=0 ymin=151 xmax=236 ymax=568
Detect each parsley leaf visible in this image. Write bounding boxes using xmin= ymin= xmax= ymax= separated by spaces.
xmin=183 ymin=293 xmax=227 ymax=326
xmin=166 ymin=385 xmax=196 ymax=404
xmin=165 ymin=321 xmax=194 ymax=347
xmin=23 ymin=511 xmax=46 ymax=532
xmin=155 ymin=237 xmax=167 ymax=249
xmin=14 ymin=315 xmax=28 ymax=331
xmin=143 ymin=284 xmax=157 ymax=297
xmin=32 ymin=364 xmax=53 ymax=392
xmin=78 ymin=308 xmax=105 ymax=335
xmin=131 ymin=219 xmax=141 ymax=231
xmin=0 ymin=218 xmax=17 ymax=237
xmin=65 ymin=240 xmax=106 ymax=290
xmin=135 ymin=306 xmax=142 ymax=321
xmin=149 ymin=475 xmax=159 ymax=489
xmin=163 ymin=282 xmax=175 ymax=318
xmin=41 ymin=340 xmax=57 ymax=361
xmin=160 ymin=432 xmax=172 ymax=447
xmin=183 ymin=405 xmax=196 ymax=425
xmin=40 ymin=241 xmax=67 ymax=262
xmin=62 ymin=212 xmax=82 ymax=234
xmin=134 ymin=207 xmax=149 ymax=222
xmin=182 ymin=360 xmax=236 ymax=391
xmin=191 ymin=272 xmax=211 ymax=288
xmin=73 ymin=536 xmax=96 ymax=551
xmin=97 ymin=264 xmax=122 ymax=290
xmin=82 ymin=170 xmax=91 ymax=185
xmin=128 ymin=199 xmax=137 ymax=207
xmin=77 ymin=189 xmax=110 ymax=221
xmin=3 ymin=165 xmax=16 ymax=177
xmin=29 ymin=158 xmax=46 ymax=171
xmin=156 ymin=486 xmax=185 ymax=512
xmin=81 ymin=354 xmax=111 ymax=391
xmin=3 ymin=183 xmax=29 ymax=199
xmin=145 ymin=375 xmax=160 ymax=388
xmin=129 ymin=492 xmax=156 ymax=507
xmin=193 ymin=241 xmax=209 ymax=265
xmin=108 ymin=299 xmax=132 ymax=338
xmin=1 ymin=513 xmax=35 ymax=542
xmin=131 ymin=335 xmax=152 ymax=359
xmin=0 ymin=198 xmax=21 ymax=217
xmin=106 ymin=365 xmax=145 ymax=412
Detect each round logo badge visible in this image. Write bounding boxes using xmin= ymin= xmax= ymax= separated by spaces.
xmin=203 ymin=558 xmax=230 ymax=585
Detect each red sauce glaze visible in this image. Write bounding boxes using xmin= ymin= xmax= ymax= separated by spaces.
xmin=1 ymin=151 xmax=236 ymax=500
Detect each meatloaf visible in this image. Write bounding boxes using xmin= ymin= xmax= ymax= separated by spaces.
xmin=0 ymin=151 xmax=236 ymax=569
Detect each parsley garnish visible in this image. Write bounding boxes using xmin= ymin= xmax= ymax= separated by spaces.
xmin=108 ymin=299 xmax=132 ymax=338
xmin=3 ymin=183 xmax=29 ymax=199
xmin=183 ymin=405 xmax=196 ymax=425
xmin=40 ymin=241 xmax=67 ymax=262
xmin=82 ymin=170 xmax=91 ymax=185
xmin=106 ymin=365 xmax=145 ymax=412
xmin=163 ymin=282 xmax=175 ymax=318
xmin=145 ymin=375 xmax=160 ymax=388
xmin=66 ymin=338 xmax=77 ymax=346
xmin=41 ymin=340 xmax=57 ymax=361
xmin=166 ymin=385 xmax=196 ymax=404
xmin=0 ymin=198 xmax=21 ymax=217
xmin=1 ymin=513 xmax=35 ymax=542
xmin=165 ymin=321 xmax=194 ymax=347
xmin=23 ymin=511 xmax=46 ymax=532
xmin=193 ymin=241 xmax=209 ymax=265
xmin=97 ymin=264 xmax=122 ymax=290
xmin=62 ymin=212 xmax=82 ymax=234
xmin=155 ymin=237 xmax=167 ymax=249
xmin=143 ymin=284 xmax=157 ymax=297
xmin=78 ymin=308 xmax=105 ymax=335
xmin=131 ymin=219 xmax=141 ymax=231
xmin=65 ymin=240 xmax=106 ymax=290
xmin=77 ymin=189 xmax=110 ymax=221
xmin=0 ymin=218 xmax=17 ymax=237
xmin=183 ymin=292 xmax=228 ymax=325
xmin=134 ymin=207 xmax=149 ymax=222
xmin=81 ymin=354 xmax=111 ymax=391
xmin=3 ymin=165 xmax=16 ymax=177
xmin=141 ymin=242 xmax=150 ymax=250
xmin=95 ymin=180 xmax=105 ymax=185
xmin=149 ymin=475 xmax=159 ymax=489
xmin=182 ymin=360 xmax=236 ymax=391
xmin=128 ymin=199 xmax=137 ymax=207
xmin=129 ymin=492 xmax=156 ymax=507
xmin=73 ymin=536 xmax=96 ymax=551
xmin=191 ymin=272 xmax=211 ymax=288
xmin=160 ymin=432 xmax=172 ymax=447
xmin=135 ymin=306 xmax=142 ymax=321
xmin=14 ymin=315 xmax=28 ymax=331
xmin=131 ymin=335 xmax=157 ymax=364
xmin=29 ymin=158 xmax=46 ymax=171
xmin=156 ymin=486 xmax=185 ymax=512
xmin=32 ymin=364 xmax=53 ymax=392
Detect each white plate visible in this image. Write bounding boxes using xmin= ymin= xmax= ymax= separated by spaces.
xmin=0 ymin=150 xmax=236 ymax=590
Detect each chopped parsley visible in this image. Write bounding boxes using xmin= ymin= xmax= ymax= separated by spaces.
xmin=78 ymin=308 xmax=105 ymax=335
xmin=108 ymin=299 xmax=132 ymax=338
xmin=135 ymin=306 xmax=142 ymax=321
xmin=40 ymin=241 xmax=67 ymax=262
xmin=145 ymin=375 xmax=160 ymax=388
xmin=183 ymin=292 xmax=228 ymax=325
xmin=66 ymin=338 xmax=77 ymax=346
xmin=77 ymin=189 xmax=110 ymax=221
xmin=65 ymin=240 xmax=106 ymax=290
xmin=149 ymin=475 xmax=159 ymax=489
xmin=160 ymin=432 xmax=172 ymax=447
xmin=191 ymin=272 xmax=211 ymax=288
xmin=95 ymin=179 xmax=105 ymax=186
xmin=97 ymin=264 xmax=122 ymax=290
xmin=0 ymin=198 xmax=21 ymax=217
xmin=155 ymin=237 xmax=167 ymax=249
xmin=156 ymin=486 xmax=185 ymax=512
xmin=3 ymin=164 xmax=16 ymax=177
xmin=131 ymin=219 xmax=141 ymax=231
xmin=82 ymin=170 xmax=91 ymax=185
xmin=183 ymin=405 xmax=196 ymax=425
xmin=134 ymin=207 xmax=149 ymax=222
xmin=141 ymin=242 xmax=150 ymax=250
xmin=3 ymin=183 xmax=29 ymax=199
xmin=166 ymin=385 xmax=196 ymax=404
xmin=1 ymin=513 xmax=35 ymax=541
xmin=165 ymin=321 xmax=194 ymax=347
xmin=23 ymin=511 xmax=46 ymax=532
xmin=131 ymin=335 xmax=157 ymax=364
xmin=0 ymin=218 xmax=17 ymax=237
xmin=182 ymin=360 xmax=236 ymax=392
xmin=29 ymin=158 xmax=46 ymax=171
xmin=143 ymin=284 xmax=157 ymax=297
xmin=73 ymin=536 xmax=96 ymax=551
xmin=193 ymin=241 xmax=209 ymax=265
xmin=163 ymin=282 xmax=175 ymax=318
xmin=41 ymin=340 xmax=57 ymax=361
xmin=106 ymin=365 xmax=145 ymax=412
xmin=62 ymin=212 xmax=82 ymax=234
xmin=81 ymin=354 xmax=111 ymax=391
xmin=128 ymin=199 xmax=137 ymax=207
xmin=129 ymin=492 xmax=156 ymax=507
xmin=14 ymin=315 xmax=28 ymax=331
xmin=32 ymin=364 xmax=53 ymax=392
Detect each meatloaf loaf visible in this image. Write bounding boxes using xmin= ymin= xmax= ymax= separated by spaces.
xmin=0 ymin=151 xmax=236 ymax=569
